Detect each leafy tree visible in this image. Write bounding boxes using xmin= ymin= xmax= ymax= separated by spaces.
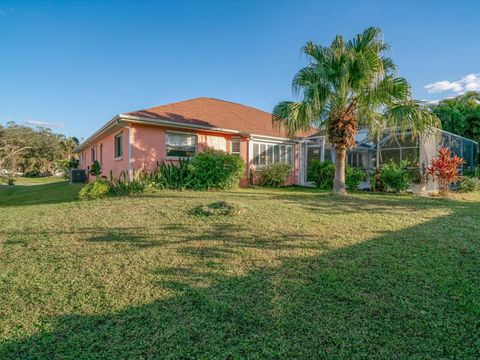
xmin=432 ymin=91 xmax=480 ymax=144
xmin=273 ymin=27 xmax=438 ymax=194
xmin=0 ymin=122 xmax=78 ymax=177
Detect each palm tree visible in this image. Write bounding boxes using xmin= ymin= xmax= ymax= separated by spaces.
xmin=273 ymin=27 xmax=439 ymax=194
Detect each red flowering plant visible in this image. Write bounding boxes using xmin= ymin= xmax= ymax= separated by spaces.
xmin=426 ymin=147 xmax=464 ymax=193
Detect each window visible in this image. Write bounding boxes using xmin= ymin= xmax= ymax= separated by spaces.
xmin=166 ymin=131 xmax=197 ymax=157
xmin=347 ymin=152 xmax=361 ymax=168
xmin=231 ymin=137 xmax=241 ymax=156
xmin=99 ymin=144 xmax=103 ymax=164
xmin=252 ymin=142 xmax=293 ymax=167
xmin=91 ymin=146 xmax=96 ymax=162
xmin=115 ymin=133 xmax=123 ymax=159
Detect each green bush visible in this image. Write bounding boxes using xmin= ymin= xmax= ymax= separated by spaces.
xmin=79 ymin=180 xmax=110 ymax=200
xmin=379 ymin=160 xmax=411 ymax=192
xmin=152 ymin=159 xmax=192 ymax=190
xmin=108 ymin=170 xmax=154 ymax=196
xmin=188 ymin=149 xmax=245 ymax=190
xmin=463 ymin=166 xmax=479 ymax=178
xmin=90 ymin=160 xmax=102 ymax=177
xmin=258 ymin=162 xmax=291 ymax=187
xmin=308 ymin=160 xmax=335 ymax=189
xmin=346 ymin=167 xmax=364 ymax=190
xmin=308 ymin=160 xmax=364 ymax=190
xmin=458 ymin=176 xmax=480 ymax=192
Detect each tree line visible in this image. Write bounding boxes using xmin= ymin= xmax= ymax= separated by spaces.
xmin=0 ymin=121 xmax=79 ymax=178
xmin=431 ymin=91 xmax=480 ymax=145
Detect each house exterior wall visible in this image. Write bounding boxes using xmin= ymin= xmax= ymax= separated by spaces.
xmin=78 ymin=123 xmax=300 ymax=187
xmin=79 ymin=128 xmax=129 ymax=181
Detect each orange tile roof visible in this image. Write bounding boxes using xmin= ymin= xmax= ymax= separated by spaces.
xmin=125 ymin=97 xmax=316 ymax=138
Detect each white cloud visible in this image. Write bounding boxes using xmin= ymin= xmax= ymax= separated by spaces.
xmin=23 ymin=120 xmax=65 ymax=128
xmin=424 ymin=73 xmax=480 ymax=94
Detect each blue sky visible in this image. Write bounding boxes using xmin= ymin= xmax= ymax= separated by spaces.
xmin=1 ymin=0 xmax=479 ymax=139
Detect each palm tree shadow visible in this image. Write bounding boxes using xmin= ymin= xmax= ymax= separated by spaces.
xmin=1 ymin=199 xmax=479 ymax=358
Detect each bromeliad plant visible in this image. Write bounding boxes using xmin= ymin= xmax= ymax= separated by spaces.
xmin=273 ymin=27 xmax=439 ymax=194
xmin=426 ymin=147 xmax=464 ymax=193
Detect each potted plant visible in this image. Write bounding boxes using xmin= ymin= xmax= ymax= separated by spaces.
xmin=410 ymin=164 xmax=428 ymax=196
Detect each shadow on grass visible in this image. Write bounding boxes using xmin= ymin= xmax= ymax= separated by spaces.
xmin=1 ymin=196 xmax=479 ymax=359
xmin=0 ymin=181 xmax=82 ymax=207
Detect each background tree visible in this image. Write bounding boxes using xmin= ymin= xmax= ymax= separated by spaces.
xmin=273 ymin=27 xmax=439 ymax=194
xmin=0 ymin=122 xmax=78 ymax=177
xmin=431 ymin=91 xmax=480 ymax=145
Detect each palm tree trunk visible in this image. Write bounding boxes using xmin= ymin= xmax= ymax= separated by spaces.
xmin=333 ymin=147 xmax=347 ymax=194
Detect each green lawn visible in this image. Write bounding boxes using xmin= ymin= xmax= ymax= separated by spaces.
xmin=0 ymin=182 xmax=479 ymax=359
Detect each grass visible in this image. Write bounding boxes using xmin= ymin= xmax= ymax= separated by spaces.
xmin=0 ymin=182 xmax=479 ymax=358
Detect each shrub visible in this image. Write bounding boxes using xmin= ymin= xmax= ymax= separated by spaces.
xmin=379 ymin=160 xmax=411 ymax=192
xmin=308 ymin=160 xmax=364 ymax=190
xmin=108 ymin=170 xmax=153 ymax=196
xmin=258 ymin=162 xmax=291 ymax=187
xmin=463 ymin=166 xmax=479 ymax=178
xmin=89 ymin=160 xmax=102 ymax=178
xmin=79 ymin=180 xmax=110 ymax=200
xmin=55 ymin=158 xmax=79 ymax=179
xmin=458 ymin=176 xmax=480 ymax=192
xmin=308 ymin=160 xmax=335 ymax=189
xmin=346 ymin=167 xmax=364 ymax=190
xmin=152 ymin=159 xmax=192 ymax=190
xmin=191 ymin=201 xmax=244 ymax=216
xmin=188 ymin=149 xmax=245 ymax=190
xmin=426 ymin=147 xmax=464 ymax=193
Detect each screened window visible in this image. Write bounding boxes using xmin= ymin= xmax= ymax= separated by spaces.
xmin=347 ymin=152 xmax=361 ymax=168
xmin=166 ymin=132 xmax=197 ymax=157
xmin=91 ymin=146 xmax=96 ymax=162
xmin=231 ymin=137 xmax=241 ymax=156
xmin=252 ymin=142 xmax=293 ymax=167
xmin=115 ymin=133 xmax=123 ymax=158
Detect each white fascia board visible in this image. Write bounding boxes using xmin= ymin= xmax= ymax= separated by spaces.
xmin=75 ymin=115 xmax=122 ymax=152
xmin=250 ymin=134 xmax=299 ymax=144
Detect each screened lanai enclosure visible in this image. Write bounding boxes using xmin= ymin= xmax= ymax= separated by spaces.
xmin=299 ymin=129 xmax=479 ymax=189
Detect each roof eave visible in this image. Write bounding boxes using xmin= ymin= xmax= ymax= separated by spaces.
xmin=75 ymin=115 xmax=122 ymax=152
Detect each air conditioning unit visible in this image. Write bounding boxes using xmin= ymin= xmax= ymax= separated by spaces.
xmin=70 ymin=169 xmax=87 ymax=183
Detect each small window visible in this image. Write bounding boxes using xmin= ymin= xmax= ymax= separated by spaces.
xmin=91 ymin=146 xmax=96 ymax=162
xmin=166 ymin=132 xmax=197 ymax=157
xmin=115 ymin=133 xmax=123 ymax=158
xmin=231 ymin=137 xmax=241 ymax=156
xmin=99 ymin=144 xmax=103 ymax=164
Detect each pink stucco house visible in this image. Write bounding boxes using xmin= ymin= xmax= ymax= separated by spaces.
xmin=76 ymin=97 xmax=314 ymax=186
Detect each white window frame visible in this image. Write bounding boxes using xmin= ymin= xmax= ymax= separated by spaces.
xmin=251 ymin=141 xmax=294 ymax=168
xmin=91 ymin=146 xmax=97 ymax=163
xmin=165 ymin=130 xmax=198 ymax=159
xmin=230 ymin=137 xmax=241 ymax=156
xmin=114 ymin=132 xmax=123 ymax=160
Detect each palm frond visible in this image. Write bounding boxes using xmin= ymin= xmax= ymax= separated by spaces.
xmin=383 ymin=100 xmax=441 ymax=138
xmin=272 ymin=101 xmax=318 ymax=138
